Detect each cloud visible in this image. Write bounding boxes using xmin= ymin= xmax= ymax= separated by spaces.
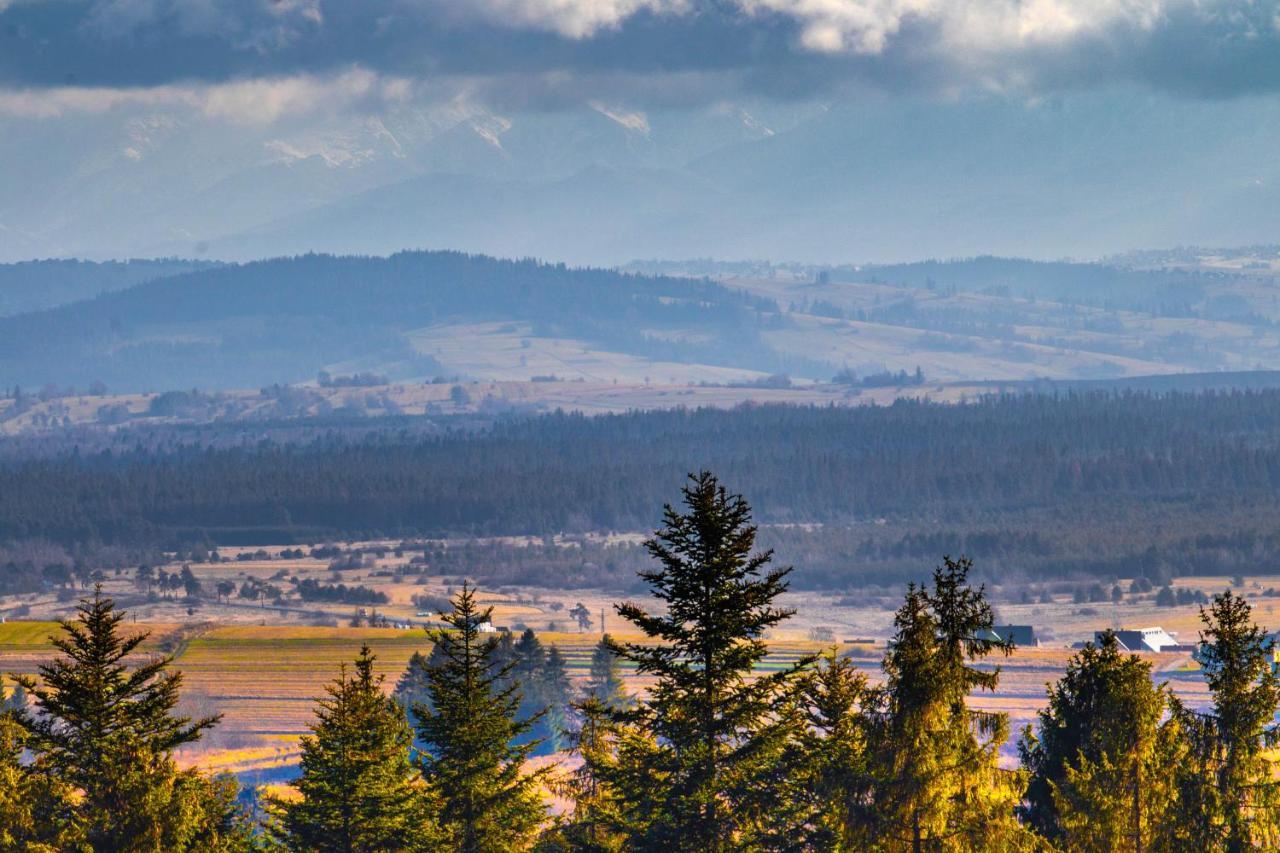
xmin=403 ymin=0 xmax=689 ymax=39
xmin=2 ymin=0 xmax=1280 ymax=105
xmin=0 ymin=69 xmax=412 ymax=122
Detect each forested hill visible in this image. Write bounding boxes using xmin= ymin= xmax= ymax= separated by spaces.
xmin=8 ymin=390 xmax=1280 ymax=588
xmin=0 ymin=251 xmax=779 ymax=391
xmin=0 ymin=258 xmax=217 ymax=317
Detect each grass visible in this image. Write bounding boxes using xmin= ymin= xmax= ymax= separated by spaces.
xmin=0 ymin=620 xmax=61 ymax=647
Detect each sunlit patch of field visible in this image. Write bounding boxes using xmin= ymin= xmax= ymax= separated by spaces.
xmin=406 ymin=321 xmax=766 ymax=385
xmin=177 ymin=741 xmax=301 ymax=776
xmin=0 ymin=620 xmax=62 ymax=647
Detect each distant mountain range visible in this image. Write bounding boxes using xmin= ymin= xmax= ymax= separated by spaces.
xmin=5 ymin=91 xmax=1280 ymax=265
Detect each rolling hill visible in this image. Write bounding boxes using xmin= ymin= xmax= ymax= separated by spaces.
xmin=4 ymin=249 xmax=1280 ymax=398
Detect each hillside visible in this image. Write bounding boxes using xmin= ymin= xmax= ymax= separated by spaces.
xmin=0 ymin=251 xmax=782 ymax=391
xmin=5 ymin=249 xmax=1280 ymax=395
xmin=0 ymin=258 xmax=217 ymax=317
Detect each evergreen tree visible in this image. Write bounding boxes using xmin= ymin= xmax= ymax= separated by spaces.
xmin=1171 ymin=590 xmax=1280 ymax=850
xmin=1019 ymin=630 xmax=1181 ymax=850
xmin=585 ymin=634 xmax=629 ymax=710
xmin=413 ymin=583 xmax=548 ymax=851
xmin=11 ymin=587 xmax=250 ymax=851
xmin=788 ymin=650 xmax=876 ymax=850
xmin=394 ymin=643 xmax=448 ymax=715
xmin=272 ymin=645 xmax=440 ymax=851
xmin=542 ymin=645 xmax=573 ymax=753
xmin=489 ymin=629 xmax=518 ymax=688
xmin=515 ymin=628 xmax=547 ymax=682
xmin=542 ymin=696 xmax=630 ymax=852
xmin=868 ymin=556 xmax=1030 ymax=851
xmin=0 ymin=707 xmax=69 ymax=851
xmin=608 ymin=471 xmax=811 ymax=851
xmin=511 ymin=628 xmax=554 ymax=751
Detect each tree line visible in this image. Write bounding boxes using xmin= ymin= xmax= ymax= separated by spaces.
xmin=5 ymin=472 xmax=1280 ymax=850
xmin=12 ymin=390 xmax=1280 ymax=591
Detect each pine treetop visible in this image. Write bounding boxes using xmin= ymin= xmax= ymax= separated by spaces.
xmin=13 ymin=587 xmax=218 ymax=791
xmin=277 ymin=644 xmax=433 ymax=852
xmin=414 ymin=582 xmax=549 ymax=850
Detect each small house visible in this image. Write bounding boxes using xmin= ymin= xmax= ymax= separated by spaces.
xmin=978 ymin=625 xmax=1039 ymax=648
xmin=1100 ymin=627 xmax=1179 ymax=653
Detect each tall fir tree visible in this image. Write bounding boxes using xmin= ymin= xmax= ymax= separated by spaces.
xmin=272 ymin=645 xmax=440 ymax=851
xmin=608 ymin=471 xmax=812 ymax=851
xmin=868 ymin=557 xmax=1030 ymax=851
xmin=1019 ymin=630 xmax=1182 ymax=851
xmin=11 ymin=587 xmax=250 ymax=851
xmin=1171 ymin=590 xmax=1280 ymax=850
xmin=413 ymin=583 xmax=548 ymax=851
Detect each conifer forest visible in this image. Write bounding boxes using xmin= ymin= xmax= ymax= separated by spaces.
xmin=5 ymin=471 xmax=1280 ymax=851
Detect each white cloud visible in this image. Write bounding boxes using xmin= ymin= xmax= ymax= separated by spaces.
xmin=405 ymin=0 xmax=690 ymax=38
xmin=736 ymin=0 xmax=1169 ymax=55
xmin=0 ymin=70 xmax=413 ymax=123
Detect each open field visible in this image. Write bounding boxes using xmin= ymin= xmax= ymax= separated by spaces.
xmin=0 ymin=377 xmax=928 ymax=435
xmin=0 ymin=621 xmax=1207 ymax=775
xmin=730 ymin=273 xmax=1280 ymax=381
xmin=3 ymin=565 xmax=1254 ymax=777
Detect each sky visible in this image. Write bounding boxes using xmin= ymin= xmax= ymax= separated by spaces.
xmin=3 ymin=1 xmax=1280 ymax=263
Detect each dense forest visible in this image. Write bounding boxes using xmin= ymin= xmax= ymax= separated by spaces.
xmin=4 ymin=473 xmax=1278 ymax=851
xmin=8 ymin=390 xmax=1280 ymax=591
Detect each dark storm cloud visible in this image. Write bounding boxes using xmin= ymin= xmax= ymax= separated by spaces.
xmin=4 ymin=0 xmax=1280 ymax=101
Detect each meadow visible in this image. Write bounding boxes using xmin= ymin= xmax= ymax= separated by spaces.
xmin=1 ymin=560 xmax=1239 ymax=778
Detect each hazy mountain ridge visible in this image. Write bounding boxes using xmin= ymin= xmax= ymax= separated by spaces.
xmin=4 ymin=249 xmax=1280 ymax=400
xmin=7 ymin=92 xmax=1280 ymax=264
xmin=0 ymin=258 xmax=219 ymax=317
xmin=0 ymin=250 xmax=783 ymax=392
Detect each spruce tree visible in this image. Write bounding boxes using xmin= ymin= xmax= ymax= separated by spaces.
xmin=273 ymin=645 xmax=439 ymax=851
xmin=413 ymin=583 xmax=548 ymax=851
xmin=515 ymin=628 xmax=547 ymax=681
xmin=543 ymin=696 xmax=629 ymax=852
xmin=394 ymin=642 xmax=448 ymax=716
xmin=585 ymin=634 xmax=629 ymax=710
xmin=608 ymin=471 xmax=811 ymax=851
xmin=11 ymin=587 xmax=249 ymax=851
xmin=511 ymin=628 xmax=558 ymax=752
xmin=542 ymin=645 xmax=573 ymax=753
xmin=788 ymin=650 xmax=876 ymax=850
xmin=1172 ymin=590 xmax=1280 ymax=850
xmin=868 ymin=557 xmax=1029 ymax=850
xmin=1019 ymin=630 xmax=1181 ymax=850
